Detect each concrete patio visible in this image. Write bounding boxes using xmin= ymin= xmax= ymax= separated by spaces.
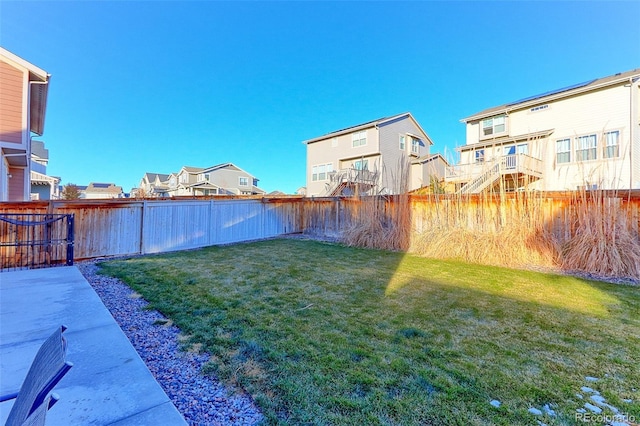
xmin=0 ymin=266 xmax=187 ymax=425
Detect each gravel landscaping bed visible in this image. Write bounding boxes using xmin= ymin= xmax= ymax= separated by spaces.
xmin=77 ymin=261 xmax=263 ymax=426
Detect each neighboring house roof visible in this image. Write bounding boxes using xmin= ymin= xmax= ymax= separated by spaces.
xmin=31 ymin=141 xmax=49 ymax=160
xmin=143 ymin=173 xmax=170 ymax=183
xmin=85 ymin=182 xmax=123 ymax=193
xmin=203 ymin=162 xmax=242 ymax=173
xmin=0 ymin=47 xmax=50 ymax=135
xmin=463 ymin=68 xmax=640 ymax=122
xmin=30 ymin=171 xmax=59 ymax=185
xmin=181 ymin=166 xmax=204 ymax=173
xmin=412 ymin=153 xmax=449 ymax=166
xmin=303 ymin=112 xmax=434 ymax=146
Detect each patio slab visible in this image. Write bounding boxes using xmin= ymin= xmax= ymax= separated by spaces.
xmin=0 ymin=266 xmax=187 ymax=425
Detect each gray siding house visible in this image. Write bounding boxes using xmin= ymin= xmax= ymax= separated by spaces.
xmin=304 ymin=113 xmax=435 ymax=196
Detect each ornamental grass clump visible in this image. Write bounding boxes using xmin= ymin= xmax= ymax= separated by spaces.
xmin=560 ymin=190 xmax=640 ymax=280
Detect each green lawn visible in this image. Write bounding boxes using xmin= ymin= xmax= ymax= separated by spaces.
xmin=98 ymin=239 xmax=640 ymax=425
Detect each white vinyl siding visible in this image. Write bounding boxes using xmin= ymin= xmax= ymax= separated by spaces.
xmin=604 ymin=131 xmax=619 ymax=158
xmin=576 ymin=134 xmax=597 ymax=161
xmin=556 ymin=138 xmax=571 ymax=164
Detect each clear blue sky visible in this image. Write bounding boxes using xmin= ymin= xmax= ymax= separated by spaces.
xmin=2 ymin=1 xmax=639 ymax=194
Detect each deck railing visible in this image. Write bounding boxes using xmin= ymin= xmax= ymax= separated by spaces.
xmin=446 ymin=154 xmax=543 ymax=183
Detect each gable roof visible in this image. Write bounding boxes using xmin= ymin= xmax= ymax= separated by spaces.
xmin=202 ymin=162 xmax=257 ymax=179
xmin=303 ymin=112 xmax=433 ymax=145
xmin=143 ymin=172 xmax=170 ymax=182
xmin=411 ymin=153 xmax=449 ymax=166
xmin=180 ymin=166 xmax=204 ymax=173
xmin=463 ymin=68 xmax=640 ymax=123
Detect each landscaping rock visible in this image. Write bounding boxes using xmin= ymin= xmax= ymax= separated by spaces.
xmin=584 ymin=403 xmax=602 ymax=414
xmin=78 ymin=261 xmax=263 ymax=426
xmin=585 ymin=376 xmax=599 ymax=382
xmin=528 ymin=407 xmax=543 ymax=416
xmin=490 ymin=400 xmax=501 ymax=408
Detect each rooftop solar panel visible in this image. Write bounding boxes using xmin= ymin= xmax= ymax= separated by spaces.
xmin=506 ymin=79 xmax=597 ymax=107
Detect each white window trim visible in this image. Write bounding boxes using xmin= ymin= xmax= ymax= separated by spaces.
xmin=604 ymin=130 xmax=620 ymax=159
xmin=399 ymin=134 xmax=406 ymax=151
xmin=480 ymin=115 xmax=507 ymax=139
xmin=556 ymin=138 xmax=571 ymax=164
xmin=239 ymin=176 xmax=249 ymax=186
xmin=410 ymin=137 xmax=420 ymax=155
xmin=575 ymin=134 xmax=598 ymax=162
xmin=352 ymin=130 xmax=367 ymax=147
xmin=311 ymin=162 xmax=333 ymax=182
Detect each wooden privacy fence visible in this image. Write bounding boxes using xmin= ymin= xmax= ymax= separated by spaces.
xmin=1 ymin=192 xmax=639 ymax=264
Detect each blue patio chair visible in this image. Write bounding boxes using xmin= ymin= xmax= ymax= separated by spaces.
xmin=0 ymin=326 xmax=73 ymax=426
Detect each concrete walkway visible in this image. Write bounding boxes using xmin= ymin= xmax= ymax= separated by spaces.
xmin=0 ymin=266 xmax=187 ymax=425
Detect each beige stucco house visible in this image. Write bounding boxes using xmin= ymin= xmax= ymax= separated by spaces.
xmin=0 ymin=47 xmax=50 ymax=201
xmin=447 ymin=69 xmax=640 ymax=193
xmin=304 ymin=113 xmax=435 ymax=196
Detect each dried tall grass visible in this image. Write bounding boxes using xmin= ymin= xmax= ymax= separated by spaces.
xmin=338 ymin=158 xmax=640 ymax=281
xmin=560 ymin=190 xmax=640 ymax=279
xmin=410 ymin=187 xmax=560 ymax=270
xmin=341 ymin=159 xmax=412 ymax=251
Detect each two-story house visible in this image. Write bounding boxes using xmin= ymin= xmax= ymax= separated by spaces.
xmin=447 ymin=69 xmax=640 ymax=193
xmin=138 ymin=163 xmax=265 ymax=197
xmin=304 ymin=113 xmax=435 ymax=196
xmin=0 ymin=47 xmax=50 ymax=201
xmin=188 ymin=163 xmax=265 ymax=196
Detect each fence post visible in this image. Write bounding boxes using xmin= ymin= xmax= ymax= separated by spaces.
xmin=139 ymin=200 xmax=146 ymax=255
xmin=66 ymin=214 xmax=74 ymax=266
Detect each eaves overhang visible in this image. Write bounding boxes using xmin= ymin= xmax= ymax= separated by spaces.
xmin=457 ymin=129 xmax=554 ymax=152
xmin=461 ymin=69 xmax=640 ymax=124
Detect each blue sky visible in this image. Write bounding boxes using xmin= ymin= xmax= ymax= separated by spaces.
xmin=2 ymin=1 xmax=639 ymax=194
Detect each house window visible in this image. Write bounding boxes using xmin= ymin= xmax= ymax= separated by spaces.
xmin=481 ymin=115 xmax=506 ymax=137
xmin=312 ymin=163 xmax=333 ymax=181
xmin=556 ymin=139 xmax=571 ymax=164
xmin=516 ymin=143 xmax=528 ymax=155
xmin=354 ymin=159 xmax=369 ymax=170
xmin=198 ymin=173 xmax=210 ymax=182
xmin=475 ymin=149 xmax=485 ymax=163
xmin=576 ymin=134 xmax=597 ymax=161
xmin=239 ymin=177 xmax=249 ymax=186
xmin=411 ymin=137 xmax=420 ymax=154
xmin=352 ymin=130 xmax=367 ymax=147
xmin=604 ymin=131 xmax=619 ymax=158
xmin=180 ymin=174 xmax=188 ymax=183
xmin=331 ymin=138 xmax=338 ymax=148
xmin=399 ymin=135 xmax=406 ymax=151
